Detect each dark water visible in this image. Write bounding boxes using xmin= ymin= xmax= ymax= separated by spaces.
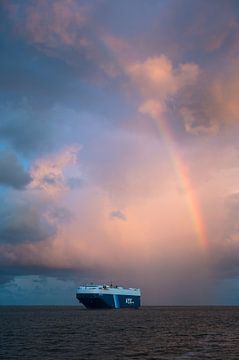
xmin=1 ymin=306 xmax=239 ymax=359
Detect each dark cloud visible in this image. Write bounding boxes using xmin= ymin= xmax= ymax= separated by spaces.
xmin=43 ymin=175 xmax=58 ymax=186
xmin=0 ymin=261 xmax=110 ymax=288
xmin=49 ymin=207 xmax=73 ymax=223
xmin=0 ymin=104 xmax=54 ymax=155
xmin=110 ymin=210 xmax=127 ymax=221
xmin=0 ymin=150 xmax=31 ymax=189
xmin=67 ymin=177 xmax=83 ymax=189
xmin=0 ymin=201 xmax=56 ymax=244
xmin=0 ymin=265 xmax=83 ymax=282
xmin=0 ymin=274 xmax=15 ymax=285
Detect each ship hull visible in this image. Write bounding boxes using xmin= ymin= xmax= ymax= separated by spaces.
xmin=76 ymin=293 xmax=140 ymax=309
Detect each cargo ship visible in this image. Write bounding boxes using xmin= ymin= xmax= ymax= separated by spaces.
xmin=76 ymin=284 xmax=141 ymax=309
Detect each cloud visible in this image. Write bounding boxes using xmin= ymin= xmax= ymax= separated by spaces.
xmin=0 ymin=104 xmax=89 ymax=158
xmin=124 ymin=1 xmax=239 ymax=135
xmin=126 ymin=54 xmax=239 ymax=135
xmin=1 ymin=0 xmax=123 ymax=111
xmin=1 ymin=128 xmax=239 ymax=303
xmin=67 ymin=177 xmax=83 ymax=189
xmin=0 ymin=150 xmax=31 ymax=189
xmin=0 ymin=104 xmax=54 ymax=155
xmin=2 ymin=0 xmax=239 ymax=305
xmin=127 ymin=56 xmax=199 ymax=100
xmin=126 ymin=55 xmax=200 ymax=130
xmin=110 ymin=210 xmax=127 ymax=221
xmin=0 ymin=199 xmax=56 ymax=245
xmin=30 ymin=145 xmax=81 ymax=197
xmin=179 ymin=61 xmax=239 ymax=134
xmin=0 ymin=132 xmax=202 ymax=291
xmin=0 ymin=146 xmax=81 ymax=248
xmin=5 ymin=0 xmax=89 ymax=49
xmin=148 ymin=0 xmax=239 ymax=59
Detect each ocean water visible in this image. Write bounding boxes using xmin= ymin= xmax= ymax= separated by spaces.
xmin=1 ymin=306 xmax=239 ymax=359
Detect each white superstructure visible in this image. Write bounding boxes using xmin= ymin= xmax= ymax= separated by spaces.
xmin=76 ymin=284 xmax=140 ymax=296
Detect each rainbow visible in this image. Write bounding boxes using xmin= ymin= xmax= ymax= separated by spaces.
xmin=156 ymin=115 xmax=208 ymax=250
xmin=140 ymin=99 xmax=208 ymax=250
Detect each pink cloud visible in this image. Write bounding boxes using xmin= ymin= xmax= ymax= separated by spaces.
xmin=178 ymin=60 xmax=239 ymax=134
xmin=1 ymin=127 xmax=239 ymax=302
xmin=30 ymin=145 xmax=81 ymax=197
xmin=127 ymin=56 xmax=199 ymax=98
xmin=124 ymin=53 xmax=239 ymax=135
xmin=126 ymin=55 xmax=199 ymax=129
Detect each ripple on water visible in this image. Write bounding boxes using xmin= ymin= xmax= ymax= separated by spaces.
xmin=1 ymin=306 xmax=239 ymax=359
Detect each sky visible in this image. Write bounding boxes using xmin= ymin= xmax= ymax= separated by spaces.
xmin=1 ymin=0 xmax=239 ymax=305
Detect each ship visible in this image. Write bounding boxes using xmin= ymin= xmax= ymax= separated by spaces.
xmin=76 ymin=284 xmax=141 ymax=309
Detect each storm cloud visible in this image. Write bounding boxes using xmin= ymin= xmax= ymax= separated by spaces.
xmin=0 ymin=202 xmax=55 ymax=244
xmin=0 ymin=150 xmax=31 ymax=189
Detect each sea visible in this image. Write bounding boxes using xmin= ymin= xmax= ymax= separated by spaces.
xmin=1 ymin=306 xmax=239 ymax=359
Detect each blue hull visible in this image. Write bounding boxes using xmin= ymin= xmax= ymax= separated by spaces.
xmin=76 ymin=293 xmax=140 ymax=309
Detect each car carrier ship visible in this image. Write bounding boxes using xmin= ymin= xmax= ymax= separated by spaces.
xmin=76 ymin=284 xmax=141 ymax=309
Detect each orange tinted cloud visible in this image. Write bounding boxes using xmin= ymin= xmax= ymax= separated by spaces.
xmin=126 ymin=55 xmax=199 ymax=130
xmin=1 ymin=125 xmax=239 ymax=302
xmin=125 ymin=54 xmax=239 ymax=135
xmin=0 ymin=134 xmax=202 ymax=269
xmin=30 ymin=145 xmax=81 ymax=197
xmin=127 ymin=56 xmax=199 ymax=100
